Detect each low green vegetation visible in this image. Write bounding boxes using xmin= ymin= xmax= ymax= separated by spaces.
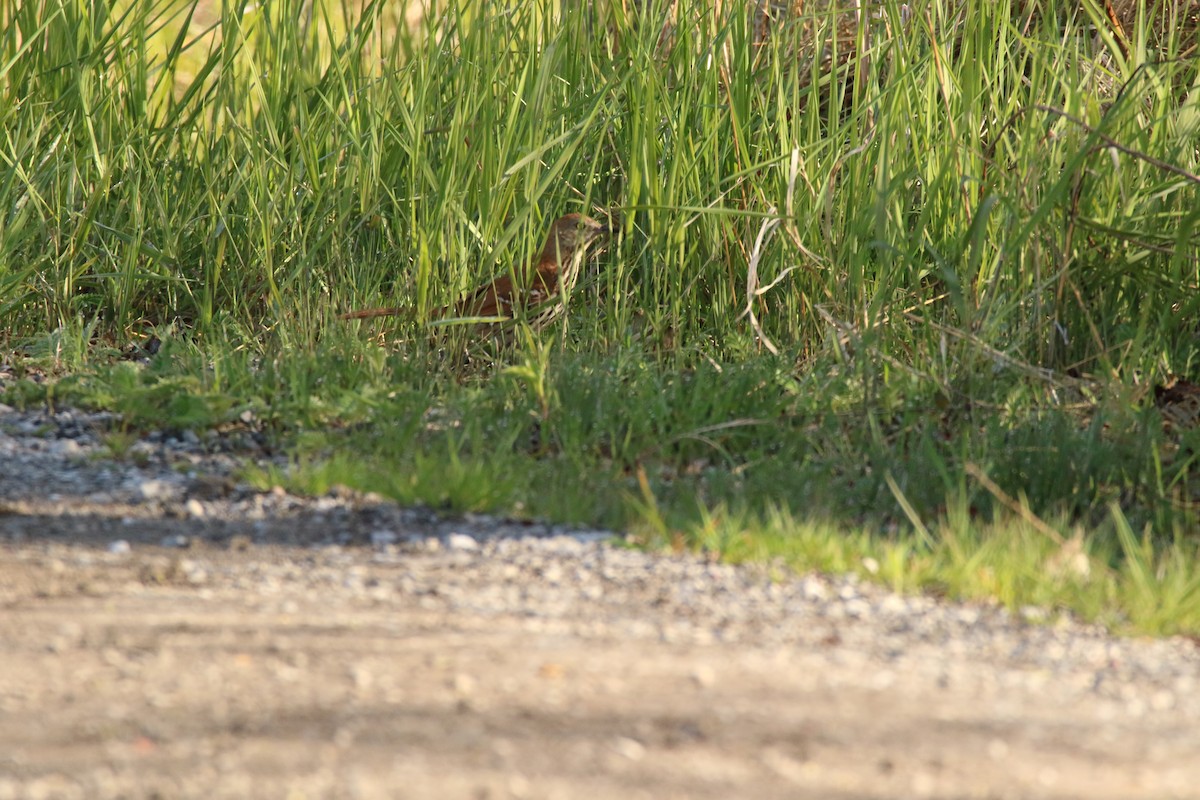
xmin=2 ymin=0 xmax=1198 ymax=634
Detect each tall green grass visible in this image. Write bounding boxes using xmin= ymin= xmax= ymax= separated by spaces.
xmin=5 ymin=0 xmax=1195 ymax=353
xmin=3 ymin=0 xmax=1200 ymax=632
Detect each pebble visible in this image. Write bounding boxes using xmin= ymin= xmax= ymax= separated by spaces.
xmin=444 ymin=533 xmax=479 ymax=551
xmin=612 ymin=736 xmax=646 ymax=761
xmin=138 ymin=480 xmax=174 ymax=502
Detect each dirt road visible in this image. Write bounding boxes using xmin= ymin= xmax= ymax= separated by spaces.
xmin=1 ymin=407 xmax=1198 ymax=799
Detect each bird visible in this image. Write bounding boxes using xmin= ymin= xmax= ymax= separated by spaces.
xmin=339 ymin=213 xmax=610 ymax=326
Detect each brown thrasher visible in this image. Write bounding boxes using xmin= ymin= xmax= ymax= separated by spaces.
xmin=339 ymin=213 xmax=610 ymax=325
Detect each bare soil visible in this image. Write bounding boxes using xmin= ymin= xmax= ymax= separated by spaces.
xmin=2 ymin=534 xmax=1199 ymax=799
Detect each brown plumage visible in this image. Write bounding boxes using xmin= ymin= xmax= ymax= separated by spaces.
xmin=339 ymin=214 xmax=610 ymax=324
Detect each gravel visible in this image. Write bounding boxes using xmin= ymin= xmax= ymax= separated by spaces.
xmin=1 ymin=395 xmax=1199 ymax=799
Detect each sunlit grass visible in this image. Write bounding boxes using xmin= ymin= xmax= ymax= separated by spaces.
xmin=2 ymin=0 xmax=1199 ymax=634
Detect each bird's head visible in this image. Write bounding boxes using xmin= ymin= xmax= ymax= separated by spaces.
xmin=541 ymin=213 xmax=611 ymax=264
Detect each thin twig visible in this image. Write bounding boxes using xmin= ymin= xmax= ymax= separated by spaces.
xmin=1032 ymin=104 xmax=1200 ymax=187
xmin=964 ymin=462 xmax=1065 ymax=547
xmin=815 ymin=305 xmax=947 ymax=390
xmin=965 ymin=463 xmax=1116 ymax=580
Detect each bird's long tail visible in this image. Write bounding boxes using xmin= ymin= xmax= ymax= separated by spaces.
xmin=337 ymin=306 xmax=409 ymax=320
